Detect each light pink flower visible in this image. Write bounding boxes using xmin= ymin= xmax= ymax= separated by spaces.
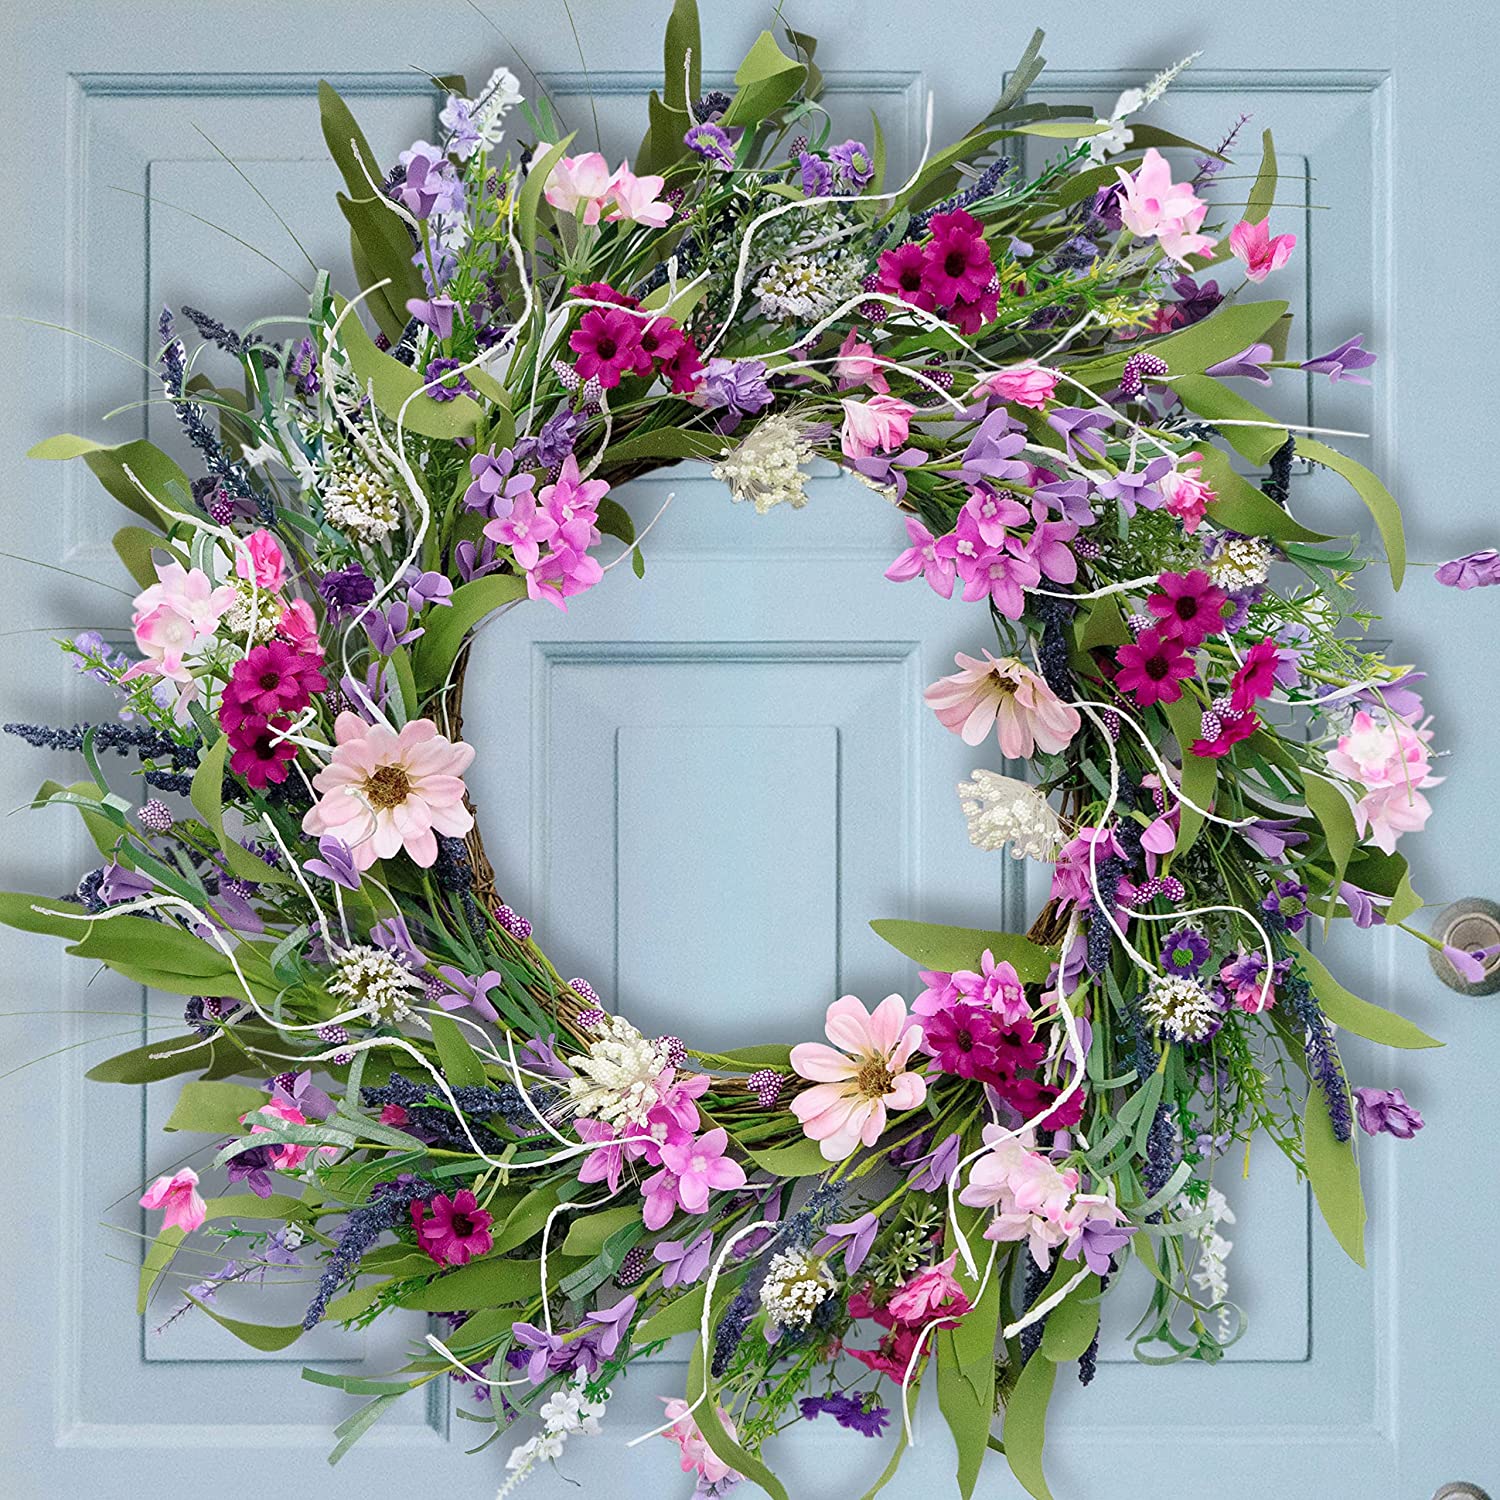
xmin=924 ymin=651 xmax=1081 ymax=758
xmin=140 ymin=1167 xmax=207 ymax=1233
xmin=976 ymin=363 xmax=1058 ymax=410
xmin=659 ymin=1127 xmax=746 ymax=1214
xmin=840 ymin=394 xmax=915 ymax=460
xmin=538 ymin=453 xmax=607 ymax=551
xmin=301 ymin=712 xmax=475 ymax=870
xmin=1115 ymin=148 xmax=1215 ymax=264
xmin=541 ymin=148 xmax=614 ymax=224
xmin=124 ymin=561 xmax=235 ymax=684
xmin=1229 ymin=218 xmax=1297 ymax=282
xmin=605 ymin=165 xmax=674 ymax=228
xmin=1157 ymin=454 xmax=1216 ymax=534
xmin=1326 ymin=710 xmax=1441 ymax=853
xmin=661 ymin=1398 xmax=741 ymax=1487
xmin=835 ymin=328 xmax=889 ymax=393
xmin=790 ymin=994 xmax=927 ymax=1162
xmin=887 ymin=1252 xmax=966 ymax=1321
xmin=235 ymin=529 xmax=287 ymax=590
xmin=484 ymin=490 xmax=558 ymax=571
xmin=959 ymin=1126 xmax=1080 ymax=1267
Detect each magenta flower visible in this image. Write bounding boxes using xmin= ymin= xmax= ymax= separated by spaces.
xmin=958 ymin=949 xmax=1030 ymax=1024
xmin=539 ymin=453 xmax=608 ymax=551
xmin=220 ymin=639 xmax=327 ymax=728
xmin=411 ymin=1189 xmax=493 ymax=1266
xmin=1114 ymin=628 xmax=1196 ymax=706
xmin=887 ymin=1252 xmax=966 ymax=1321
xmin=568 ymin=306 xmax=647 ymax=387
xmin=484 ymin=491 xmax=558 ymax=570
xmin=140 ymin=1167 xmax=207 ymax=1233
xmin=921 ymin=210 xmax=993 ymax=305
xmin=1145 ymin=569 xmax=1229 ymax=647
xmin=875 ymin=241 xmax=935 ymax=310
xmin=1229 ymin=638 xmax=1282 ymax=712
xmin=1229 ymin=218 xmax=1297 ymax=282
xmin=962 ymin=486 xmax=1029 ymax=546
xmin=657 ymin=1127 xmax=746 ymax=1215
xmin=576 ymin=1117 xmax=628 ymax=1193
xmin=525 ymin=541 xmax=604 ymax=612
xmin=885 ymin=516 xmax=956 ymax=598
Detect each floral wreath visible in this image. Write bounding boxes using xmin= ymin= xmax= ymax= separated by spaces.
xmin=5 ymin=7 xmax=1485 ymax=1497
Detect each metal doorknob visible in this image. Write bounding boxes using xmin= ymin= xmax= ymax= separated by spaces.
xmin=1429 ymin=898 xmax=1500 ymax=995
xmin=1433 ymin=1483 xmax=1493 ymax=1500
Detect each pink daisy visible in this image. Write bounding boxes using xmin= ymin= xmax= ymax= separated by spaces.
xmin=923 ymin=651 xmax=1082 ymax=758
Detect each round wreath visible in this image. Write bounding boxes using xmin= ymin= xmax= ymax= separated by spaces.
xmin=4 ymin=8 xmax=1473 ymax=1497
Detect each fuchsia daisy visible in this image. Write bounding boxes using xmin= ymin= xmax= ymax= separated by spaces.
xmin=568 ymin=306 xmax=647 ymax=387
xmin=921 ymin=209 xmax=994 ymax=305
xmin=411 ymin=1189 xmax=494 ymax=1266
xmin=1145 ymin=569 xmax=1229 ymax=647
xmin=1114 ymin=628 xmax=1197 ymax=706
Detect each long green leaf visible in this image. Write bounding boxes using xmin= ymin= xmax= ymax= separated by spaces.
xmin=722 ymin=32 xmax=806 ymax=130
xmin=163 ymin=1079 xmax=266 ymax=1134
xmin=1300 ymin=770 xmax=1359 ymax=904
xmin=1245 ymin=128 xmax=1278 ymax=224
xmin=1002 ymin=1354 xmax=1057 ymax=1500
xmin=411 ymin=572 xmax=527 ymax=695
xmin=28 ymin=434 xmax=194 ymax=530
xmin=1302 ymin=1085 xmax=1366 ymax=1265
xmin=1196 ymin=444 xmax=1335 ymax=545
xmin=869 ymin=919 xmax=1056 ymax=982
xmin=1070 ymin=299 xmax=1290 ymax=387
xmin=1284 ymin=936 xmax=1440 ymax=1049
xmin=186 ymin=1295 xmax=305 ymax=1350
xmin=687 ymin=1338 xmax=790 ymax=1500
xmin=518 ymin=134 xmax=577 ymax=255
xmin=1297 ymin=437 xmax=1406 ymax=589
xmin=397 ymin=1255 xmax=541 ymax=1311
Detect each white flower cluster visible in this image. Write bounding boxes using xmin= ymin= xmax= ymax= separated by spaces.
xmin=759 ymin=1249 xmax=835 ymax=1329
xmin=712 ymin=412 xmax=821 ymax=514
xmin=957 ymin=770 xmax=1064 ymax=861
xmin=328 ymin=944 xmax=423 ymax=1025
xmin=1207 ymin=534 xmax=1273 ymax=592
xmin=753 ymin=253 xmax=864 ymax=324
xmin=320 ymin=444 xmax=403 ymax=543
xmin=498 ymin=1373 xmax=608 ymax=1497
xmin=566 ymin=1013 xmax=670 ymax=1128
xmin=446 ymin=65 xmax=524 ymax=161
xmin=220 ymin=576 xmax=284 ymax=644
xmin=1140 ymin=974 xmax=1221 ymax=1043
xmin=1188 ymin=1185 xmax=1236 ymax=1339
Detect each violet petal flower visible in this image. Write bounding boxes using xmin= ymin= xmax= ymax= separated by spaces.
xmin=819 ymin=1212 xmax=879 ymax=1274
xmin=516 ymin=1033 xmax=572 ymax=1079
xmin=371 ymin=913 xmax=424 ymax=968
xmin=305 ymin=835 xmax=361 ymax=891
xmin=584 ymin=1294 xmax=637 ymax=1358
xmin=1302 ymin=333 xmax=1376 ymax=384
xmin=1352 ymin=1085 xmax=1423 ymax=1138
xmin=952 ymin=409 xmax=1030 ymax=483
xmin=1046 ymin=406 xmax=1113 ymax=460
xmin=1205 ymin=342 xmax=1274 ymax=383
xmin=906 ymin=1132 xmax=962 ymax=1194
xmin=1240 ymin=817 xmax=1310 ymax=860
xmin=1338 ymin=881 xmax=1386 ymax=929
xmin=1434 ymin=549 xmax=1500 ymax=590
xmin=100 ymin=862 xmax=154 ymax=905
xmin=435 ymin=966 xmax=503 ymax=1024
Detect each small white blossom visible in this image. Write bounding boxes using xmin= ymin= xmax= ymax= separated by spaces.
xmin=1140 ymin=974 xmax=1221 ymax=1043
xmin=221 ymin=576 xmax=284 ymax=644
xmin=497 ymin=1374 xmax=608 ymax=1497
xmin=1207 ymin=535 xmax=1273 ymax=593
xmin=320 ymin=444 xmax=404 ymax=543
xmin=327 ymin=944 xmax=423 ymax=1025
xmin=712 ymin=412 xmax=823 ymax=515
xmin=1184 ymin=1185 xmax=1236 ymax=1338
xmin=957 ymin=770 xmax=1064 ymax=861
xmin=753 ymin=254 xmax=864 ymax=324
xmin=566 ymin=1014 xmax=670 ymax=1128
xmin=759 ymin=1249 xmax=835 ymax=1329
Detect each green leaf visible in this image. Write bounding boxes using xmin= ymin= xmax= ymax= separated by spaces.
xmin=1300 ymin=770 xmax=1359 ymax=904
xmin=600 ymin=425 xmax=725 ymax=467
xmin=637 ymin=1281 xmax=707 ymax=1343
xmin=518 ymin=134 xmax=577 ymax=255
xmin=1001 ymin=1353 xmax=1057 ymax=1500
xmin=186 ymin=1295 xmax=305 ymax=1351
xmin=410 ymin=572 xmax=527 ymax=695
xmin=1296 ymin=437 xmax=1406 ymax=590
xmin=328 ymin=1392 xmax=403 ymax=1464
xmin=1040 ymin=1272 xmax=1101 ymax=1361
xmin=332 ymin=295 xmax=481 ymax=439
xmin=493 ymin=1181 xmax=565 ymax=1255
xmin=937 ymin=1251 xmax=1001 ymax=1498
xmin=164 ymin=1080 xmax=266 ymax=1134
xmin=387 ymin=644 xmax=418 ymax=724
xmin=33 ymin=779 xmax=124 ymax=859
xmin=869 ymin=919 xmax=1056 ymax=982
xmin=1302 ymin=1084 xmax=1366 ymax=1265
xmin=686 ymin=1338 xmax=790 ymax=1500
xmin=113 ymin=525 xmax=169 ymax=589
xmin=698 ymin=1043 xmax=792 ymax=1069
xmin=1245 ymin=128 xmax=1278 ymax=224
xmin=1284 ymin=935 xmax=1440 ymax=1049
xmin=428 ymin=1012 xmax=488 ymax=1089
xmin=562 ymin=1206 xmax=641 ymax=1257
xmin=1010 ymin=119 xmax=1107 ymax=138
xmin=1074 ymin=595 xmax=1130 ymax=652
xmin=722 ymin=31 xmax=807 ymax=130
xmin=87 ymin=1033 xmax=217 ymax=1085
xmin=28 ymin=434 xmax=194 ymax=530
xmin=1158 ymin=692 xmax=1216 ymax=853
xmin=1195 ymin=444 xmax=1335 ymax=545
xmin=1070 ymin=299 xmax=1290 ymax=388
xmin=397 ymin=1255 xmax=541 ymax=1311
xmin=743 ymin=1137 xmax=831 ymax=1178
xmin=662 ymin=0 xmax=701 ymax=111
xmin=191 ymin=734 xmax=294 ymax=885
xmin=1171 ymin=374 xmax=1288 ymax=465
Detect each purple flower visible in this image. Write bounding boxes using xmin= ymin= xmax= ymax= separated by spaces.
xmin=289 ymin=338 xmax=320 ymax=396
xmin=830 ymin=139 xmax=875 ymax=189
xmin=1302 ymin=334 xmax=1376 ymax=384
xmin=516 ymin=1033 xmax=572 ymax=1079
xmin=514 ymin=408 xmax=586 ymax=469
xmin=1442 ymin=945 xmax=1487 ymax=984
xmin=583 ymin=1294 xmax=637 ymax=1358
xmin=797 ymin=151 xmax=833 ymax=197
xmin=404 ymin=568 xmax=455 ymax=612
xmin=1047 ymin=406 xmax=1113 ymax=460
xmin=405 ymin=295 xmax=457 ymax=339
xmin=1434 ymin=549 xmax=1500 ymax=590
xmin=950 ymin=409 xmax=1029 ymax=484
xmin=1170 ymin=274 xmax=1223 ymax=324
xmin=1096 ymin=456 xmax=1172 ymax=518
xmin=1161 ymin=925 xmax=1211 ymax=976
xmin=317 ymin=564 xmax=375 ymax=619
xmin=100 ymin=862 xmax=153 ymax=905
xmin=1064 ymin=1214 xmax=1137 ymax=1275
xmin=684 ymin=122 xmax=738 ymax=170
xmin=818 ymin=1212 xmax=878 ymax=1274
xmin=1338 ymin=881 xmax=1386 ymax=929
xmin=434 ymin=966 xmax=503 ymax=1024
xmin=509 ymin=1322 xmax=568 ymax=1383
xmin=906 ymin=1132 xmax=961 ymax=1194
xmin=305 ymin=835 xmax=360 ymax=891
xmin=455 ymin=538 xmax=502 ymax=581
xmin=1205 ymin=342 xmax=1274 ymax=384
xmin=395 ymin=141 xmax=465 ymax=220
xmin=225 ymin=1144 xmax=276 ymax=1198
xmin=371 ymin=913 xmax=425 ymax=968
xmin=365 ymin=600 xmax=423 ymax=654
xmin=654 ymin=1234 xmax=712 ymax=1288
xmin=423 ymin=357 xmax=473 ymax=402
xmin=696 ymin=358 xmax=773 ymax=421
xmin=799 ymin=1392 xmax=890 ymax=1437
xmin=1034 ymin=478 xmax=1096 ymax=528
xmin=1241 ymin=817 xmax=1310 ymax=860
xmin=270 ymin=1069 xmax=335 ymax=1121
xmin=1352 ymin=1086 xmax=1423 ymax=1138
xmin=1262 ymin=877 xmax=1309 ymax=935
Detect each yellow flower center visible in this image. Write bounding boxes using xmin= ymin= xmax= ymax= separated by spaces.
xmin=855 ymin=1057 xmax=894 ymax=1099
xmin=363 ymin=764 xmax=412 ymax=810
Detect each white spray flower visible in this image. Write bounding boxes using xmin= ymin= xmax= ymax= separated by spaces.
xmin=566 ymin=1013 xmax=670 ymax=1128
xmin=957 ymin=770 xmax=1064 ymax=861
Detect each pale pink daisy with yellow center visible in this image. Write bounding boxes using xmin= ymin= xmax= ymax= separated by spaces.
xmin=923 ymin=651 xmax=1081 ymax=759
xmin=790 ymin=994 xmax=927 ymax=1162
xmin=302 ymin=712 xmax=475 ymax=870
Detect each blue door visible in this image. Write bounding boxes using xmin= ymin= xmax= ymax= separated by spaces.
xmin=0 ymin=3 xmax=1494 ymax=1497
